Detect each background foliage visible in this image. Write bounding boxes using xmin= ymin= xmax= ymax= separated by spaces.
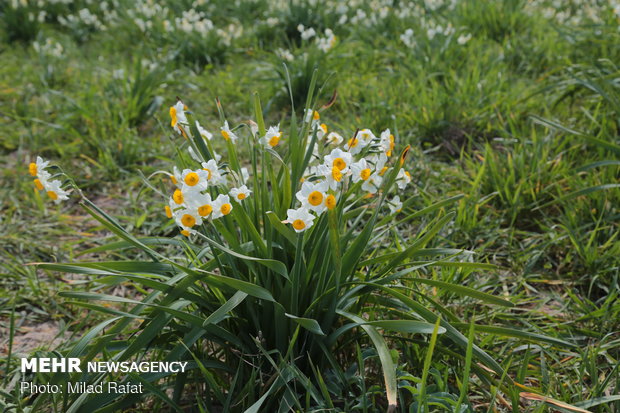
xmin=1 ymin=0 xmax=619 ymax=411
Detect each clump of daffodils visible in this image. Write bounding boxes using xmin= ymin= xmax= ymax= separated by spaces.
xmin=297 ymin=24 xmax=337 ymax=52
xmin=285 ymin=110 xmax=408 ymax=232
xmin=164 ymin=99 xmax=252 ymax=236
xmin=164 ymin=98 xmax=411 ymax=237
xmin=165 ymin=161 xmax=250 ymax=236
xmin=28 ymin=156 xmax=70 ymax=204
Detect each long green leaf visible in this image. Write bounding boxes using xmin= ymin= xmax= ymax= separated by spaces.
xmin=362 ymin=320 xmax=446 ymax=335
xmin=266 ymin=211 xmax=297 ymax=245
xmin=408 ymin=278 xmax=514 ymax=307
xmin=535 ymin=184 xmax=620 ymax=210
xmin=285 ymin=313 xmax=325 ymax=336
xmin=203 ymin=291 xmax=248 ymax=327
xmin=338 ymin=310 xmax=398 ymax=408
xmin=204 ymin=272 xmax=276 ymax=302
xmin=418 ymin=318 xmax=441 ymax=413
xmin=197 ymin=233 xmax=288 ymax=280
xmin=451 ymin=323 xmax=578 ymax=348
xmin=574 ymin=395 xmax=620 ymax=409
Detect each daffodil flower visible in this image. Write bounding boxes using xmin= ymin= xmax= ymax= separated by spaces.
xmin=43 ymin=179 xmax=70 ymax=204
xmin=457 ymin=33 xmax=472 ymax=45
xmin=346 ymin=130 xmax=372 ymax=155
xmin=325 ymin=194 xmax=337 ymax=210
xmin=212 ymin=194 xmax=233 ymax=219
xmin=165 ymin=197 xmax=177 ymax=219
xmin=230 ymin=185 xmax=251 ymax=202
xmin=240 ymin=167 xmax=250 ymax=183
xmin=304 ymin=109 xmax=321 ymax=126
xmin=388 ymin=196 xmax=403 ymax=214
xmin=356 ymin=129 xmax=376 ymax=147
xmin=196 ymin=121 xmax=213 ymax=141
xmin=262 ymin=125 xmax=282 ymax=148
xmin=367 ymin=152 xmax=388 ymax=172
xmin=317 ymin=164 xmax=344 ymax=191
xmin=29 ymin=156 xmax=51 ymax=180
xmin=350 ymin=158 xmax=372 ymax=183
xmin=172 ymin=206 xmax=202 ymax=237
xmin=296 ymin=181 xmax=328 ymax=214
xmin=361 ymin=172 xmax=383 ymax=194
xmin=201 ymin=160 xmax=225 ymax=185
xmin=324 ymin=148 xmax=352 ymax=173
xmin=325 ymin=132 xmax=343 ymax=145
xmin=220 ymin=120 xmax=238 ymax=143
xmin=170 ymin=100 xmax=188 ymax=135
xmin=317 ymin=123 xmax=328 ymax=140
xmin=180 ymin=169 xmax=210 ymax=192
xmin=396 ymin=168 xmax=411 ymax=189
xmin=185 ymin=192 xmax=214 ymax=218
xmin=380 ymin=129 xmax=395 ymax=156
xmin=172 ymin=188 xmax=185 ymax=205
xmin=168 ymin=166 xmax=183 ymax=187
xmin=286 ymin=207 xmax=315 ymax=233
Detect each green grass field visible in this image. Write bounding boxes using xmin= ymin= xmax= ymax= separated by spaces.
xmin=1 ymin=0 xmax=619 ymax=412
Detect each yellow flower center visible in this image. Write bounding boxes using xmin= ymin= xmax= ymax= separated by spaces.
xmin=293 ymin=219 xmax=306 ymax=230
xmin=347 ymin=137 xmax=358 ymax=148
xmin=181 ymin=229 xmax=190 ymax=237
xmin=170 ymin=175 xmax=177 ymax=185
xmin=29 ymin=163 xmax=37 ymax=176
xmin=181 ymin=214 xmax=196 ymax=227
xmin=320 ymin=123 xmax=327 ymax=133
xmin=198 ymin=204 xmax=212 ymax=216
xmin=405 ymin=171 xmax=411 ymax=179
xmin=221 ymin=130 xmax=231 ymax=140
xmin=308 ymin=191 xmax=323 ymax=206
xmin=221 ymin=203 xmax=232 ymax=215
xmin=47 ymin=191 xmax=58 ymax=200
xmin=237 ymin=193 xmax=246 ymax=200
xmin=313 ymin=110 xmax=320 ymax=120
xmin=325 ymin=194 xmax=336 ymax=210
xmin=332 ymin=166 xmax=343 ymax=182
xmin=202 ymin=168 xmax=212 ymax=180
xmin=170 ymin=107 xmax=177 ymax=127
xmin=173 ymin=189 xmax=184 ymax=205
xmin=360 ymin=168 xmax=371 ymax=180
xmin=379 ymin=166 xmax=388 ymax=176
xmin=165 ymin=205 xmax=172 ymax=218
xmin=268 ymin=135 xmax=280 ymax=147
xmin=34 ymin=179 xmax=44 ymax=190
xmin=184 ymin=172 xmax=199 ymax=186
xmin=333 ymin=157 xmax=346 ymax=170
